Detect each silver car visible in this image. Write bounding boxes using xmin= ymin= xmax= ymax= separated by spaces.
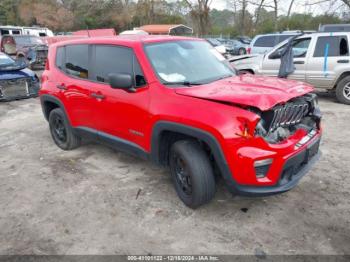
xmin=230 ymin=32 xmax=350 ymax=104
xmin=249 ymin=33 xmax=297 ymax=54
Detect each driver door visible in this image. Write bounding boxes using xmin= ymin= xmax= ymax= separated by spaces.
xmin=261 ymin=37 xmax=312 ymax=81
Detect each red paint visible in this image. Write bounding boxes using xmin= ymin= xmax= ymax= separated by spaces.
xmin=40 ymin=35 xmax=321 ymax=188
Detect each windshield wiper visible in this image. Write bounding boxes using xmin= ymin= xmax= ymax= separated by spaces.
xmin=211 ymin=74 xmax=233 ymax=82
xmin=164 ymin=81 xmax=203 ymax=86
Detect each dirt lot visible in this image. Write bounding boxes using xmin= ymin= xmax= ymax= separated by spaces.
xmin=0 ymin=91 xmax=350 ymax=255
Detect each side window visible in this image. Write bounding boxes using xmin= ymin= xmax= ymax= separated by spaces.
xmin=133 ymin=56 xmax=146 ymax=87
xmin=254 ymin=36 xmax=276 ymax=47
xmin=292 ymin=38 xmax=311 ymax=57
xmin=65 ymin=45 xmax=89 ymax=79
xmin=55 ymin=47 xmax=65 ymax=70
xmin=94 ymin=45 xmax=146 ymax=87
xmin=269 ymin=38 xmax=311 ymax=59
xmin=313 ymin=36 xmax=349 ymax=57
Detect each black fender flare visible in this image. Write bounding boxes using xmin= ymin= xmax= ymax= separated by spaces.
xmin=40 ymin=94 xmax=70 ymax=123
xmin=150 ymin=121 xmax=235 ymax=187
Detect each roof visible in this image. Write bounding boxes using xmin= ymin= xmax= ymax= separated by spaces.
xmin=72 ymin=28 xmax=116 ymax=37
xmin=138 ymin=24 xmax=193 ymax=35
xmin=50 ymin=35 xmax=203 ymax=50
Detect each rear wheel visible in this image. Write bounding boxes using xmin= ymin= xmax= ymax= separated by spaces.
xmin=238 ymin=48 xmax=246 ymax=55
xmin=49 ymin=108 xmax=81 ymax=150
xmin=335 ymin=76 xmax=350 ymax=105
xmin=169 ymin=140 xmax=216 ymax=209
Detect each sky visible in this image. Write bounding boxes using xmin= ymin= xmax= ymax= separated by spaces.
xmin=208 ymin=0 xmax=346 ymax=15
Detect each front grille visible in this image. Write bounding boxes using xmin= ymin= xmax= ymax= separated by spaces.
xmin=0 ymin=78 xmax=30 ymax=99
xmin=267 ymin=101 xmax=310 ymax=132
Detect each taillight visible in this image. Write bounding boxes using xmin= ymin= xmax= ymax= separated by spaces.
xmin=45 ymin=58 xmax=50 ymax=70
xmin=247 ymin=47 xmax=251 ymax=54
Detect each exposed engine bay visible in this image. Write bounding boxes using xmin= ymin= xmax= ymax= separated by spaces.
xmin=254 ymin=93 xmax=321 ymax=144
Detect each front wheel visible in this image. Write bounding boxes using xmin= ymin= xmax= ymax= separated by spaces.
xmin=335 ymin=76 xmax=350 ymax=105
xmin=49 ymin=108 xmax=81 ymax=150
xmin=169 ymin=140 xmax=216 ymax=209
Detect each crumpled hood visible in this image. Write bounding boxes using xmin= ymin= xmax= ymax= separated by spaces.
xmin=175 ymin=75 xmax=314 ymax=111
xmin=0 ymin=60 xmax=27 ymax=72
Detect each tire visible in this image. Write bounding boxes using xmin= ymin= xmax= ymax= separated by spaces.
xmin=238 ymin=48 xmax=246 ymax=55
xmin=335 ymin=76 xmax=350 ymax=105
xmin=49 ymin=108 xmax=81 ymax=150
xmin=169 ymin=140 xmax=216 ymax=209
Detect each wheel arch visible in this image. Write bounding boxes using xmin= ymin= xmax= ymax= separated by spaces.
xmin=150 ymin=121 xmax=233 ymax=183
xmin=17 ymin=53 xmax=25 ymax=58
xmin=40 ymin=95 xmax=68 ymax=122
xmin=239 ymin=69 xmax=255 ymax=74
xmin=334 ymin=71 xmax=350 ymax=89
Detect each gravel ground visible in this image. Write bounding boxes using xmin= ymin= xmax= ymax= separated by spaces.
xmin=0 ymin=91 xmax=349 ymax=255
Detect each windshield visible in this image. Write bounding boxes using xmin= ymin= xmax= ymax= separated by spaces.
xmin=0 ymin=53 xmax=15 ymax=65
xmin=145 ymin=40 xmax=235 ymax=85
xmin=14 ymin=36 xmax=44 ymax=45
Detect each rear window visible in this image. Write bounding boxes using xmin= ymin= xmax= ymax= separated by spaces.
xmin=55 ymin=47 xmax=65 ymax=70
xmin=313 ymin=36 xmax=349 ymax=57
xmin=65 ymin=45 xmax=89 ymax=79
xmin=253 ymin=36 xmax=277 ymax=47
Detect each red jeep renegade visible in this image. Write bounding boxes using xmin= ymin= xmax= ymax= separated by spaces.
xmin=40 ymin=35 xmax=322 ymax=208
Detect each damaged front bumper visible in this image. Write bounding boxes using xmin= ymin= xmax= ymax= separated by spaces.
xmin=229 ymin=134 xmax=321 ymax=196
xmin=0 ymin=77 xmax=40 ymax=101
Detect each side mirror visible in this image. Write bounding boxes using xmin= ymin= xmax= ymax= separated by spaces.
xmin=108 ymin=73 xmax=135 ymax=92
xmin=269 ymin=50 xmax=282 ymax=59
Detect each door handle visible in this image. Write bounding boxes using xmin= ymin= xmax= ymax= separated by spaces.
xmin=293 ymin=61 xmax=305 ymax=64
xmin=90 ymin=92 xmax=105 ymax=100
xmin=56 ymin=84 xmax=67 ymax=90
xmin=337 ymin=59 xmax=349 ymax=63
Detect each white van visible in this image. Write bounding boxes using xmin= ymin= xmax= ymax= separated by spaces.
xmin=22 ymin=27 xmax=54 ymax=37
xmin=0 ymin=26 xmax=54 ymax=37
xmin=0 ymin=26 xmax=23 ymax=36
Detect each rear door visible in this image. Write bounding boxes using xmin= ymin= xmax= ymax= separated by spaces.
xmin=54 ymin=44 xmax=97 ymax=129
xmin=306 ymin=35 xmax=350 ymax=88
xmin=261 ymin=37 xmax=312 ymax=81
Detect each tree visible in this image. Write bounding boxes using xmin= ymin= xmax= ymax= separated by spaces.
xmin=18 ymin=0 xmax=74 ymax=31
xmin=184 ymin=0 xmax=212 ymax=36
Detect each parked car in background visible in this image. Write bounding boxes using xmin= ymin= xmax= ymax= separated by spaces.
xmin=40 ymin=35 xmax=321 ymax=208
xmin=319 ymin=24 xmax=350 ymax=32
xmin=230 ymin=32 xmax=350 ymax=104
xmin=236 ymin=36 xmax=252 ymax=45
xmin=218 ymin=39 xmax=247 ymax=55
xmin=0 ymin=26 xmax=54 ymax=37
xmin=22 ymin=27 xmax=54 ymax=37
xmin=0 ymin=35 xmax=48 ymax=68
xmin=205 ymin=38 xmax=226 ymax=54
xmin=119 ymin=29 xmax=149 ymax=35
xmin=248 ymin=33 xmax=297 ymax=54
xmin=0 ymin=26 xmax=22 ymax=36
xmin=0 ymin=52 xmax=39 ymax=101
